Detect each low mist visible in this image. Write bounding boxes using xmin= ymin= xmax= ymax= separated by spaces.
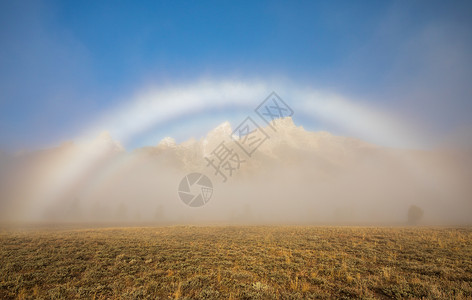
xmin=1 ymin=118 xmax=471 ymax=226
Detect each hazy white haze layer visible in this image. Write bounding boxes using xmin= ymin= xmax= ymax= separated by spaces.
xmin=1 ymin=107 xmax=470 ymax=225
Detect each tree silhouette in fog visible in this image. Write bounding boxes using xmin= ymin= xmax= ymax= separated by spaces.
xmin=408 ymin=205 xmax=424 ymax=224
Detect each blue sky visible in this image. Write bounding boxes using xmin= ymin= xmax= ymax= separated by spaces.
xmin=1 ymin=0 xmax=471 ymax=151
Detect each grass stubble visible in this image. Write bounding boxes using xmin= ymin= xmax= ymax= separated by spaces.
xmin=0 ymin=226 xmax=471 ymax=299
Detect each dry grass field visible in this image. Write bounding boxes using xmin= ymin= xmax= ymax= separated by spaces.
xmin=1 ymin=226 xmax=471 ymax=299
